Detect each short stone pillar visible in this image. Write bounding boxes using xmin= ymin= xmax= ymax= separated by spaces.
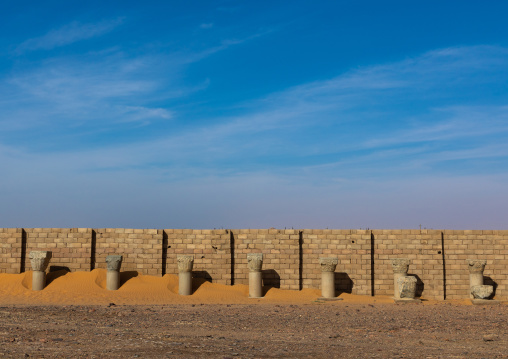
xmin=247 ymin=253 xmax=263 ymax=298
xmin=471 ymin=285 xmax=494 ymax=299
xmin=29 ymin=251 xmax=52 ymax=291
xmin=106 ymin=255 xmax=123 ymax=290
xmin=390 ymin=258 xmax=410 ymax=299
xmin=319 ymin=257 xmax=338 ymax=299
xmin=177 ymin=255 xmax=194 ymax=296
xmin=397 ymin=276 xmax=417 ymax=300
xmin=466 ymin=259 xmax=486 ymax=297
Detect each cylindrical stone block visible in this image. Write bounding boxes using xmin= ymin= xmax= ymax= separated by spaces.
xmin=106 ymin=255 xmax=123 ymax=291
xmin=29 ymin=251 xmax=52 ymax=291
xmin=321 ymin=271 xmax=335 ymax=298
xmin=32 ymin=271 xmax=46 ymax=291
xmin=466 ymin=259 xmax=487 ymax=299
xmin=397 ymin=276 xmax=417 ymax=299
xmin=247 ymin=253 xmax=263 ymax=298
xmin=177 ymin=255 xmax=194 ymax=296
xmin=391 ymin=258 xmax=411 ymax=299
xmin=319 ymin=257 xmax=338 ymax=298
xmin=107 ymin=270 xmax=121 ymax=291
xmin=249 ymin=271 xmax=263 ymax=298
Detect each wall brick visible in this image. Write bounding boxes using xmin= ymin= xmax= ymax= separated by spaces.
xmin=24 ymin=228 xmax=92 ymax=272
xmin=232 ymin=229 xmax=300 ymax=290
xmin=95 ymin=228 xmax=163 ymax=276
xmin=164 ymin=229 xmax=231 ymax=285
xmin=0 ymin=228 xmax=23 ymax=273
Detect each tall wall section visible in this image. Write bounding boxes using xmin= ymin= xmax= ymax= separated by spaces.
xmin=301 ymin=229 xmax=372 ymax=296
xmin=0 ymin=228 xmax=507 ymax=300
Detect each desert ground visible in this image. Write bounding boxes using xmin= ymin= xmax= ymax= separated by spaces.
xmin=0 ymin=270 xmax=506 ymax=358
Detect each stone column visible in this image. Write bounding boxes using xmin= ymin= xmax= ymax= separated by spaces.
xmin=319 ymin=257 xmax=338 ymax=299
xmin=247 ymin=253 xmax=263 ymax=298
xmin=177 ymin=255 xmax=194 ymax=296
xmin=390 ymin=258 xmax=410 ymax=299
xmin=466 ymin=259 xmax=487 ymax=299
xmin=106 ymin=255 xmax=123 ymax=290
xmin=29 ymin=251 xmax=52 ymax=291
xmin=397 ymin=276 xmax=417 ymax=300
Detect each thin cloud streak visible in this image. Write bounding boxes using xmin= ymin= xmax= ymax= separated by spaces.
xmin=15 ymin=18 xmax=124 ymax=53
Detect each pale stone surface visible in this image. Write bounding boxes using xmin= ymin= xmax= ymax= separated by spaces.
xmin=321 ymin=271 xmax=336 ymax=299
xmin=179 ymin=272 xmax=192 ymax=296
xmin=177 ymin=255 xmax=194 ymax=273
xmin=247 ymin=253 xmax=263 ymax=272
xmin=29 ymin=251 xmax=51 ymax=272
xmin=466 ymin=259 xmax=488 ymax=299
xmin=319 ymin=257 xmax=338 ymax=272
xmin=249 ymin=271 xmax=263 ymax=298
xmin=466 ymin=259 xmax=487 ymax=274
xmin=106 ymin=255 xmax=123 ymax=272
xmin=471 ymin=285 xmax=493 ymax=299
xmin=390 ymin=258 xmax=411 ymax=274
xmin=398 ymin=276 xmax=417 ymax=299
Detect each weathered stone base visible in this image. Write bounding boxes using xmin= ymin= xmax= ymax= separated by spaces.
xmin=317 ymin=297 xmax=343 ymax=302
xmin=471 ymin=299 xmax=501 ymax=306
xmin=394 ymin=298 xmax=421 ymax=304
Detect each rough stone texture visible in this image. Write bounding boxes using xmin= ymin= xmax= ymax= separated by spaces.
xmin=233 ymin=229 xmax=300 ymax=290
xmin=302 ymin=229 xmax=371 ymax=296
xmin=319 ymin=257 xmax=338 ymax=272
xmin=471 ymin=285 xmax=493 ymax=299
xmin=466 ymin=259 xmax=487 ymax=274
xmin=0 ymin=228 xmax=22 ymax=274
xmin=95 ymin=228 xmax=163 ymax=276
xmin=398 ymin=276 xmax=417 ymax=299
xmin=24 ymin=228 xmax=92 ymax=272
xmin=165 ymin=229 xmax=231 ymax=285
xmin=390 ymin=258 xmax=411 ymax=274
xmin=247 ymin=253 xmax=263 ymax=272
xmin=106 ymin=255 xmax=123 ymax=272
xmin=177 ymin=255 xmax=194 ymax=273
xmin=0 ymin=228 xmax=507 ymax=300
xmin=29 ymin=251 xmax=52 ymax=272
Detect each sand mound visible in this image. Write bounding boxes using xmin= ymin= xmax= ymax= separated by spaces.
xmin=0 ymin=270 xmax=463 ymax=306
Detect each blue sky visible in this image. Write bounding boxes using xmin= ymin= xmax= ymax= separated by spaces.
xmin=1 ymin=1 xmax=508 ymax=229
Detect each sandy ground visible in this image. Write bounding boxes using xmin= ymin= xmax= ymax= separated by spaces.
xmin=0 ymin=270 xmax=506 ymax=358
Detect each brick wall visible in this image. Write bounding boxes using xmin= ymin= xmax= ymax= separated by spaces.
xmin=94 ymin=228 xmax=163 ymax=276
xmin=164 ymin=229 xmax=231 ymax=285
xmin=232 ymin=229 xmax=300 ymax=290
xmin=443 ymin=230 xmax=508 ymax=299
xmin=301 ymin=229 xmax=372 ymax=296
xmin=371 ymin=230 xmax=444 ymax=300
xmin=0 ymin=228 xmax=507 ymax=300
xmin=0 ymin=228 xmax=22 ymax=273
xmin=23 ymin=228 xmax=92 ymax=272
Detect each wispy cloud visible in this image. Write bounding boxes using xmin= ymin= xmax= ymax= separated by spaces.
xmin=15 ymin=18 xmax=124 ymax=53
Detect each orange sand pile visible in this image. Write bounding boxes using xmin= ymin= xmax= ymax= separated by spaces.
xmin=0 ymin=270 xmax=468 ymax=306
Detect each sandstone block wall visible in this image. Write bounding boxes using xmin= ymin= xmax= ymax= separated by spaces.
xmin=22 ymin=228 xmax=92 ymax=272
xmin=301 ymin=229 xmax=372 ymax=296
xmin=232 ymin=229 xmax=300 ymax=290
xmin=443 ymin=230 xmax=508 ymax=299
xmin=164 ymin=229 xmax=231 ymax=285
xmin=94 ymin=228 xmax=163 ymax=276
xmin=0 ymin=228 xmax=507 ymax=300
xmin=0 ymin=228 xmax=22 ymax=274
xmin=371 ymin=230 xmax=444 ymax=299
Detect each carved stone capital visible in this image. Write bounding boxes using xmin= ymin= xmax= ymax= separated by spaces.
xmin=177 ymin=255 xmax=194 ymax=273
xmin=390 ymin=258 xmax=411 ymax=274
xmin=397 ymin=276 xmax=417 ymax=299
xmin=29 ymin=251 xmax=52 ymax=272
xmin=319 ymin=257 xmax=338 ymax=272
xmin=471 ymin=285 xmax=493 ymax=299
xmin=466 ymin=259 xmax=487 ymax=274
xmin=106 ymin=255 xmax=123 ymax=271
xmin=247 ymin=253 xmax=263 ymax=272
